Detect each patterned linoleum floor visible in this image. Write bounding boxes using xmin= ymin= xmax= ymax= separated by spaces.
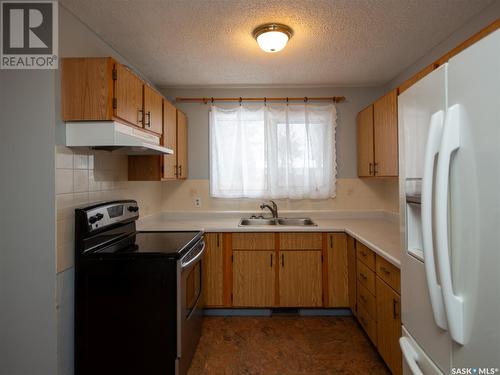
xmin=188 ymin=316 xmax=390 ymax=375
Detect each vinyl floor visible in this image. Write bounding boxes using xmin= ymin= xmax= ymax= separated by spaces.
xmin=187 ymin=316 xmax=390 ymax=375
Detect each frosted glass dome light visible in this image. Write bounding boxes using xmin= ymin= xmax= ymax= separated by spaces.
xmin=253 ymin=23 xmax=293 ymax=53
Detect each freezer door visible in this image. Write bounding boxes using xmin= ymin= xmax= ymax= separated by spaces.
xmin=401 ymin=326 xmax=444 ymax=375
xmin=401 ymin=253 xmax=451 ymax=373
xmin=442 ymin=29 xmax=500 ymax=367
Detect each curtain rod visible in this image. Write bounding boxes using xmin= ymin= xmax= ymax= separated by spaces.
xmin=175 ymin=96 xmax=346 ymax=104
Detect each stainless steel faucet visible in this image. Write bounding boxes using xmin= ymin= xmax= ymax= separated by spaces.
xmin=260 ymin=200 xmax=279 ymax=218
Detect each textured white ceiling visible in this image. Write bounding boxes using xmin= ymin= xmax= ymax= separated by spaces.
xmin=60 ymin=0 xmax=493 ymax=87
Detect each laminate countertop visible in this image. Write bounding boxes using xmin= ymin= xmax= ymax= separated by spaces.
xmin=137 ymin=211 xmax=402 ymax=268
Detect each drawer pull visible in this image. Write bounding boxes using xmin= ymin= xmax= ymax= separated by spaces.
xmin=360 ymin=273 xmax=367 ymax=280
xmin=380 ymin=266 xmax=391 ymax=275
xmin=270 ymin=253 xmax=273 ymax=267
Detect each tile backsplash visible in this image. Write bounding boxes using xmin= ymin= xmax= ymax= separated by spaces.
xmin=55 ymin=146 xmax=162 ymax=273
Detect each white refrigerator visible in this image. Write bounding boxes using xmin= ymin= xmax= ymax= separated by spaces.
xmin=398 ymin=29 xmax=500 ymax=375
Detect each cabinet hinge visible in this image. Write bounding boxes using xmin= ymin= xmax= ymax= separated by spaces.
xmin=112 ymin=97 xmax=117 ymax=109
xmin=112 ymin=67 xmax=117 ymax=81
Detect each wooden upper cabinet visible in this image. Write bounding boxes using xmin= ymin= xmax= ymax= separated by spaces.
xmin=373 ymin=90 xmax=398 ymax=176
xmin=279 ymin=251 xmax=322 ymax=307
xmin=114 ymin=63 xmax=144 ymax=128
xmin=356 ymin=90 xmax=398 ymax=177
xmin=162 ymin=100 xmax=178 ymax=179
xmin=143 ymin=85 xmax=163 ymax=134
xmin=204 ymin=233 xmax=224 ymax=307
xmin=176 ymin=110 xmax=188 ymax=179
xmin=233 ymin=250 xmax=275 ymax=307
xmin=376 ymin=277 xmax=402 ymax=375
xmin=327 ymin=233 xmax=349 ymax=307
xmin=61 ymin=57 xmax=114 ymax=120
xmin=356 ymin=105 xmax=374 ymax=177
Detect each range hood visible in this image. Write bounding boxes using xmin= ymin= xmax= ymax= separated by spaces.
xmin=64 ymin=121 xmax=173 ymax=155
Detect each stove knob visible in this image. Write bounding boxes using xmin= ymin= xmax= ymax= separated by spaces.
xmin=128 ymin=206 xmax=138 ymax=212
xmin=89 ymin=215 xmax=98 ymax=224
xmin=95 ymin=213 xmax=104 ymax=221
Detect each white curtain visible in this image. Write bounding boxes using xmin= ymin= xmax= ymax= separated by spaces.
xmin=209 ymin=103 xmax=337 ymax=199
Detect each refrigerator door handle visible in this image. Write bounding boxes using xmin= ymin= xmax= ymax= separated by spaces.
xmin=435 ymin=104 xmax=465 ymax=345
xmin=399 ymin=337 xmax=424 ymax=375
xmin=421 ymin=110 xmax=447 ymax=330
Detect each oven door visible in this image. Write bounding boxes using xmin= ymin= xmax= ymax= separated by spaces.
xmin=177 ymin=238 xmax=205 ymax=375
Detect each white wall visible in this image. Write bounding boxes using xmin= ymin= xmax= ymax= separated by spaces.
xmin=0 ymin=70 xmax=57 ymax=374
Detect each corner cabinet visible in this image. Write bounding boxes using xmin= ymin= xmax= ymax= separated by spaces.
xmin=356 ymin=90 xmax=398 ymax=177
xmin=61 ymin=57 xmax=162 ymax=136
xmin=128 ymin=106 xmax=189 ymax=181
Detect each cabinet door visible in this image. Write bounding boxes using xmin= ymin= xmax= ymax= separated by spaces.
xmin=114 ymin=63 xmax=144 ymax=127
xmin=347 ymin=235 xmax=357 ymax=315
xmin=233 ymin=250 xmax=275 ymax=307
xmin=279 ymin=251 xmax=322 ymax=307
xmin=143 ymin=85 xmax=163 ymax=135
xmin=357 ymin=105 xmax=375 ymax=177
xmin=376 ymin=277 xmax=402 ymax=375
xmin=373 ymin=90 xmax=398 ymax=176
xmin=176 ymin=110 xmax=188 ymax=179
xmin=162 ymin=100 xmax=178 ymax=179
xmin=204 ymin=233 xmax=224 ymax=307
xmin=327 ymin=233 xmax=348 ymax=307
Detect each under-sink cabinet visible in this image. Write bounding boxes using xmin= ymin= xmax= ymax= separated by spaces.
xmin=202 ymin=232 xmax=349 ymax=309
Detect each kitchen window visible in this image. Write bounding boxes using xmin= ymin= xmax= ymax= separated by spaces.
xmin=209 ymin=103 xmax=337 ymax=199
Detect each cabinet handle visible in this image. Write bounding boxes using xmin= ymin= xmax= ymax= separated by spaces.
xmin=270 ymin=254 xmax=273 ymax=267
xmin=380 ymin=266 xmax=390 ymax=275
xmin=360 ymin=272 xmax=367 ymax=280
xmin=393 ymin=298 xmax=399 ymax=319
xmin=137 ymin=108 xmax=143 ymax=125
xmin=329 ymin=235 xmax=333 ymax=248
xmin=145 ymin=111 xmax=151 ymax=127
xmin=216 ymin=233 xmax=220 ymax=247
xmin=281 ymin=254 xmax=284 ymax=267
xmin=179 ymin=165 xmax=182 ymax=177
xmin=374 ymin=162 xmax=379 ymax=175
xmin=360 ymin=251 xmax=367 ymax=257
xmin=174 ymin=165 xmax=178 ymax=177
xmin=369 ymin=162 xmax=373 ymax=175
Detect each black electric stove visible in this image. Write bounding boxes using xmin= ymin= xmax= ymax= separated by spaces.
xmin=75 ymin=200 xmax=205 ymax=375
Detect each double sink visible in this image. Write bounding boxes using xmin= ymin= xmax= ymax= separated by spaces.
xmin=239 ymin=217 xmax=317 ymax=227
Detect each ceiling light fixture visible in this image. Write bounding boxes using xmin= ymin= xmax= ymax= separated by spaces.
xmin=253 ymin=23 xmax=293 ymax=53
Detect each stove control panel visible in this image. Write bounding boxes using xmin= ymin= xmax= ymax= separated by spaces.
xmin=85 ymin=201 xmax=139 ymax=231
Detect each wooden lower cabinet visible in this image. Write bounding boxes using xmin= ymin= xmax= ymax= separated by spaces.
xmin=376 ymin=276 xmax=402 ymax=375
xmin=203 ymin=233 xmax=224 ymax=307
xmin=347 ymin=235 xmax=357 ymax=315
xmin=326 ymin=233 xmax=349 ymax=307
xmin=232 ymin=250 xmax=275 ymax=307
xmin=279 ymin=250 xmax=322 ymax=307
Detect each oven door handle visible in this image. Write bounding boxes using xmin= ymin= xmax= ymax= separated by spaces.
xmin=180 ymin=240 xmax=206 ymax=270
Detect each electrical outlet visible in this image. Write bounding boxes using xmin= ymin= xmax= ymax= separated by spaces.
xmin=194 ymin=197 xmax=202 ymax=208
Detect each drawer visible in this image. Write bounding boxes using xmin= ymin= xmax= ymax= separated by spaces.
xmin=357 ymin=260 xmax=376 ymax=295
xmin=357 ymin=282 xmax=376 ymax=319
xmin=356 ymin=242 xmax=376 ymax=270
xmin=232 ymin=233 xmax=275 ymax=250
xmin=376 ymin=255 xmax=401 ymax=294
xmin=279 ymin=232 xmax=322 ymax=250
xmin=357 ymin=305 xmax=377 ymax=346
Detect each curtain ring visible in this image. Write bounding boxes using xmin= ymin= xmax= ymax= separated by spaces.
xmin=211 ymin=97 xmax=214 ymax=104
xmin=304 ymin=97 xmax=308 ymax=103
xmin=239 ymin=97 xmax=242 ymax=106
xmin=264 ymin=97 xmax=267 ymax=106
xmin=286 ymin=97 xmax=289 ymax=105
